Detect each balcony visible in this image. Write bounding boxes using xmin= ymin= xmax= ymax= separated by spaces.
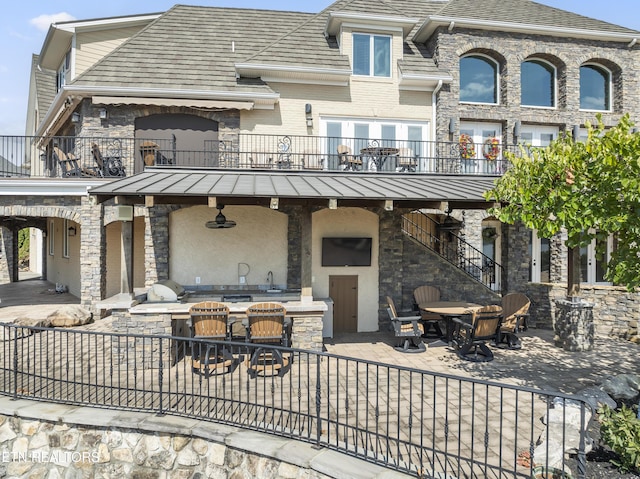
xmin=0 ymin=134 xmax=522 ymax=179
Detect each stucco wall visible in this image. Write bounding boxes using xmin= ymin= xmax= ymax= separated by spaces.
xmin=169 ymin=205 xmax=289 ymax=288
xmin=312 ymin=208 xmax=379 ymax=332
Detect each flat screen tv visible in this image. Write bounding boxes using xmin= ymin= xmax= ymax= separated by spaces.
xmin=322 ymin=237 xmax=372 ymax=267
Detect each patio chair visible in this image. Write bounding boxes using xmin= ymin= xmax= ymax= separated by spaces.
xmin=91 ymin=143 xmax=125 ymax=177
xmin=245 ymin=302 xmax=291 ymax=376
xmin=189 ymin=301 xmax=236 ymax=374
xmin=52 ymin=146 xmax=99 ymax=178
xmin=397 ymin=147 xmax=417 ymax=172
xmin=413 ymin=285 xmax=444 ymax=339
xmin=386 ymin=295 xmax=426 ymax=353
xmin=337 ymin=144 xmax=362 ymax=171
xmin=300 ymin=148 xmax=324 ymax=170
xmin=497 ymin=293 xmax=531 ymax=349
xmin=452 ymin=304 xmax=502 ymax=362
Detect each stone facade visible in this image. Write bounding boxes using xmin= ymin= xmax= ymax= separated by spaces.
xmin=432 ymin=28 xmax=639 ymax=141
xmin=0 ymin=411 xmax=359 ymax=479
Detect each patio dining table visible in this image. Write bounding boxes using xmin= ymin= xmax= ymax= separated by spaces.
xmin=359 ymin=146 xmax=399 ymax=171
xmin=420 ymin=301 xmax=483 ymax=345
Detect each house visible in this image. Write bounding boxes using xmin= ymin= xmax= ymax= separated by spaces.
xmin=0 ymin=0 xmax=638 ymax=346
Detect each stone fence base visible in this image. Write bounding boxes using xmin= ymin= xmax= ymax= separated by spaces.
xmin=553 ymin=298 xmax=595 ymax=352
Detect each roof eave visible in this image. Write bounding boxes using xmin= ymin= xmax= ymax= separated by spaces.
xmin=325 ymin=11 xmax=420 ymax=39
xmin=235 ymin=63 xmax=352 ymax=87
xmin=38 ymin=14 xmax=161 ymax=71
xmin=399 ymin=72 xmax=453 ymax=91
xmin=413 ymin=16 xmax=640 ymax=44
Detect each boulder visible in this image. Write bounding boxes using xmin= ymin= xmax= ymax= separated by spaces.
xmin=13 ymin=316 xmax=52 ymax=329
xmin=601 ymin=374 xmax=640 ymax=401
xmin=47 ymin=305 xmax=93 ymax=327
xmin=575 ymin=386 xmax=617 ymax=411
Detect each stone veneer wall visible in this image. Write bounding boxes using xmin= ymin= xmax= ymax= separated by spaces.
xmin=0 ymin=227 xmax=13 ymax=284
xmin=0 ymin=412 xmax=349 ymax=479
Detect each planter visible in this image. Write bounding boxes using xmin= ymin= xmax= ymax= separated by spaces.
xmin=531 ymin=466 xmax=573 ymax=479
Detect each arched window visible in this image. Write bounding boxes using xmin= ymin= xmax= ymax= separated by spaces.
xmin=580 ymin=64 xmax=611 ymax=111
xmin=460 ymin=55 xmax=498 ymax=104
xmin=521 ymin=59 xmax=555 ymax=107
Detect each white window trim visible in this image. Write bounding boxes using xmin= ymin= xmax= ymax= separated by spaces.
xmin=530 ymin=229 xmax=550 ymax=283
xmin=49 ymin=220 xmax=55 ymax=256
xmin=63 ymin=219 xmax=70 ymax=258
xmin=352 ymin=32 xmax=392 ymax=78
xmin=581 ymin=232 xmax=614 ymax=285
xmin=521 ymin=57 xmax=557 ymax=109
xmin=579 ymin=62 xmax=613 ymax=113
xmin=459 ymin=53 xmax=500 ymax=106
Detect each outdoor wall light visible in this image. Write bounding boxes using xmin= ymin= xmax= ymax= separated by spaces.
xmin=305 ymin=103 xmax=313 ymax=127
xmin=71 ymin=112 xmax=81 ymax=123
xmin=67 ymin=226 xmax=77 ymax=236
xmin=99 ymin=108 xmax=108 ymax=120
xmin=513 ymin=120 xmax=521 ymax=140
xmin=572 ymin=124 xmax=580 ymax=141
xmin=448 ymin=117 xmax=456 ymax=134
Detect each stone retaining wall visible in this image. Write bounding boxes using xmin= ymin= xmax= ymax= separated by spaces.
xmin=0 ymin=398 xmax=409 ymax=479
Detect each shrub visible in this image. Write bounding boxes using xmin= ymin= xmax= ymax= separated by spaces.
xmin=598 ymin=404 xmax=640 ymax=473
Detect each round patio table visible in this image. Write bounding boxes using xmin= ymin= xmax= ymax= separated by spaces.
xmin=420 ymin=301 xmax=483 ymax=345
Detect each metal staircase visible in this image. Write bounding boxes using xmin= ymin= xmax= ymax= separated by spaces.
xmin=401 ymin=211 xmax=503 ymax=291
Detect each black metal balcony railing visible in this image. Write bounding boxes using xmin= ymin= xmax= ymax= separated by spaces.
xmin=0 ymin=134 xmax=522 ymax=180
xmin=0 ymin=324 xmax=590 ymax=479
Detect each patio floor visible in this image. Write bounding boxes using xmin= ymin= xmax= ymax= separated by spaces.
xmin=1 ymin=278 xmax=637 ymax=396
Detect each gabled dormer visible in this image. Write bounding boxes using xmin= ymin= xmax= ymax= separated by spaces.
xmin=324 ymin=11 xmax=419 ymax=81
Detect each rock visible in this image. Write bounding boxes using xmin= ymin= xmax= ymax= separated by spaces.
xmin=47 ymin=306 xmax=93 ymax=327
xmin=601 ymin=374 xmax=640 ymax=401
xmin=575 ymin=386 xmax=617 ymax=411
xmin=13 ymin=317 xmax=52 ymax=328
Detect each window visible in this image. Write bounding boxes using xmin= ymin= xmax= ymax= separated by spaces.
xmin=521 ymin=59 xmax=555 ymax=107
xmin=49 ymin=220 xmax=55 ymax=256
xmin=56 ymin=51 xmax=71 ymax=93
xmin=460 ymin=55 xmax=498 ymax=104
xmin=352 ymin=33 xmax=391 ymax=78
xmin=320 ymin=117 xmax=429 ymax=170
xmin=63 ymin=219 xmax=70 ymax=258
xmin=580 ymin=233 xmax=615 ymax=284
xmin=529 ymin=230 xmax=551 ymax=283
xmin=580 ymin=64 xmax=611 ymax=111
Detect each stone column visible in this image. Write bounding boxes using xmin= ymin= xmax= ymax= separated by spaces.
xmin=80 ymin=197 xmax=105 ymax=309
xmin=554 ymin=298 xmax=595 ymax=351
xmin=144 ymin=205 xmax=171 ymax=287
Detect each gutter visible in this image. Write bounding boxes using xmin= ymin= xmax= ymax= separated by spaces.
xmin=432 ymin=79 xmax=443 ymax=152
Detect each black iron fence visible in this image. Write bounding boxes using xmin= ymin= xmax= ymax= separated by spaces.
xmin=0 ymin=134 xmax=522 ymax=179
xmin=0 ymin=324 xmax=590 ymax=478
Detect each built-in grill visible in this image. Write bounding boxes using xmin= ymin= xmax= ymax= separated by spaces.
xmin=147 ymin=279 xmax=188 ymax=302
xmin=222 ymin=294 xmax=253 ymax=303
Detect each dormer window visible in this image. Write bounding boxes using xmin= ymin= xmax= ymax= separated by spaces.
xmin=352 ymin=33 xmax=391 ymax=78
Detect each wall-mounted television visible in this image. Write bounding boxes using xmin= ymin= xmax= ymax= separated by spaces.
xmin=322 ymin=237 xmax=372 ymax=267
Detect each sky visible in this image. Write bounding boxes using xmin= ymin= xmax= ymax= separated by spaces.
xmin=1 ymin=0 xmax=639 ymax=136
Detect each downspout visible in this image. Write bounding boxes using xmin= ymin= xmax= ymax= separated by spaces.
xmin=431 ymin=80 xmax=444 ymax=162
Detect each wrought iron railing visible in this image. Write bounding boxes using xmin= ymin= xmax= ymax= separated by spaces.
xmin=402 ymin=211 xmax=503 ymax=291
xmin=0 ymin=134 xmax=520 ymax=179
xmin=0 ymin=324 xmax=589 ymax=478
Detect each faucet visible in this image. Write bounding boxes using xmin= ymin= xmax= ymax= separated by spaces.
xmin=266 ymin=271 xmax=274 ymax=289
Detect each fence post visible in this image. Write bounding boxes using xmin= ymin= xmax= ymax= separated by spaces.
xmin=12 ymin=326 xmax=18 ymax=400
xmin=157 ymin=338 xmax=164 ymax=416
xmin=576 ymin=401 xmax=588 ymax=479
xmin=315 ymin=354 xmax=322 ymax=447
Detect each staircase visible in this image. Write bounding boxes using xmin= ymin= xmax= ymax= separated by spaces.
xmin=401 ymin=211 xmax=503 ymax=291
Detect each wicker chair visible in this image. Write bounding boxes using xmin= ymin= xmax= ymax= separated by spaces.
xmin=189 ymin=301 xmax=235 ymax=374
xmin=386 ymin=296 xmax=426 ymax=353
xmin=245 ymin=302 xmax=291 ymax=376
xmin=452 ymin=304 xmax=502 ymax=362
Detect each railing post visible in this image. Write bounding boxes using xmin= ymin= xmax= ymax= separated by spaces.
xmin=576 ymin=401 xmax=588 ymax=479
xmin=12 ymin=326 xmax=18 ymax=400
xmin=315 ymin=354 xmax=322 ymax=447
xmin=157 ymin=338 xmax=165 ymax=416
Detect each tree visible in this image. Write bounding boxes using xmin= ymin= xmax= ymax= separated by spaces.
xmin=485 ymin=114 xmax=640 ymax=292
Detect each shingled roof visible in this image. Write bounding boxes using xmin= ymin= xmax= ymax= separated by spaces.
xmin=71 ymin=5 xmax=314 ymax=94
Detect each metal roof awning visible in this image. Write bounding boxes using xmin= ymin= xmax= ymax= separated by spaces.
xmin=92 ymin=96 xmax=254 ymax=110
xmin=89 ymin=168 xmax=498 ymax=210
